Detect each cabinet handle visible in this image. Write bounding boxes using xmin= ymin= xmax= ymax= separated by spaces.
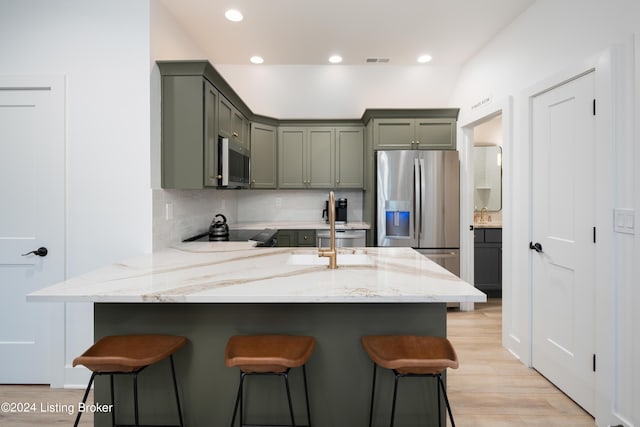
xmin=232 ymin=132 xmax=239 ymax=137
xmin=411 ymin=140 xmax=415 ymax=144
xmin=251 ymin=179 xmax=256 ymax=183
xmin=336 ymin=180 xmax=340 ymax=184
xmin=416 ymin=140 xmax=420 ymax=144
xmin=303 ymin=235 xmax=308 ymax=240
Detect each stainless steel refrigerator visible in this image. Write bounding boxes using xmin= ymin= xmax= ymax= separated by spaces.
xmin=376 ymin=150 xmax=460 ymax=276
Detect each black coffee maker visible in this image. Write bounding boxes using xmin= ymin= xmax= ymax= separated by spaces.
xmin=323 ymin=198 xmax=348 ymax=223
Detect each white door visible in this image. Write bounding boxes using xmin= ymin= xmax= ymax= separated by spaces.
xmin=0 ymin=76 xmax=65 ymax=383
xmin=531 ymin=71 xmax=595 ymax=413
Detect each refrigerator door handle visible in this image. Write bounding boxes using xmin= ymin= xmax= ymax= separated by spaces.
xmin=414 ymin=157 xmax=420 ymax=241
xmin=419 ymin=157 xmax=426 ymax=242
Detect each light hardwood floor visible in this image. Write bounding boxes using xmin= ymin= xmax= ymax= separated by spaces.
xmin=447 ymin=299 xmax=595 ymax=426
xmin=0 ymin=299 xmax=595 ymax=426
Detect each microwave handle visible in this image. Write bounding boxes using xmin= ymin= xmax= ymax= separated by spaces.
xmin=220 ymin=137 xmax=229 ymax=186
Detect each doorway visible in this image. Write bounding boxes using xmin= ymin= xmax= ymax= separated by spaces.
xmin=472 ymin=115 xmax=503 ymax=298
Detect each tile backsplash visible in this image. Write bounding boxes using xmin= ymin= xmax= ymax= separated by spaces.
xmin=236 ymin=190 xmax=363 ymax=223
xmin=152 ymin=189 xmax=238 ymax=250
xmin=153 ymin=189 xmax=363 ymax=250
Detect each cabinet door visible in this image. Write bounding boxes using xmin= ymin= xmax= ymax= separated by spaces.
xmin=250 ymin=123 xmax=277 ymax=189
xmin=231 ymin=109 xmax=246 ymax=147
xmin=203 ymin=81 xmax=219 ymax=187
xmin=296 ymin=230 xmax=316 ymax=247
xmin=275 ymin=230 xmax=295 ymax=247
xmin=278 ymin=127 xmax=306 ymax=188
xmin=414 ymin=118 xmax=456 ymax=150
xmin=372 ymin=118 xmax=414 ymax=150
xmin=161 ymin=75 xmax=205 ymax=189
xmin=307 ymin=128 xmax=334 ymax=188
xmin=218 ymin=96 xmax=233 ymax=139
xmin=335 ymin=126 xmax=364 ymax=188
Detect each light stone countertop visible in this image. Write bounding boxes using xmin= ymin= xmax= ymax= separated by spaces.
xmin=27 ymin=244 xmax=485 ymax=304
xmin=230 ymin=221 xmax=370 ymax=230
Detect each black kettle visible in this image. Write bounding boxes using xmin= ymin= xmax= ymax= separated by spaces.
xmin=209 ymin=214 xmax=230 ymax=241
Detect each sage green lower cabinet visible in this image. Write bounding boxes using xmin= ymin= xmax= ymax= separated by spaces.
xmin=373 ymin=118 xmax=456 ymax=150
xmin=275 ymin=229 xmax=316 ymax=247
xmin=250 ymin=123 xmax=277 ymax=189
xmin=161 ymin=75 xmax=218 ymax=189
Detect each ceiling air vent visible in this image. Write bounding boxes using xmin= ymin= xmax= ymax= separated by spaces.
xmin=365 ymin=57 xmax=390 ymax=63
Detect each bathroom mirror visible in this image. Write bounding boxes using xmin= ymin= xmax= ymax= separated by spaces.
xmin=474 ymin=145 xmax=502 ymax=211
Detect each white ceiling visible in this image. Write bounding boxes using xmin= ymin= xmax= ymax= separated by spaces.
xmin=159 ymin=0 xmax=536 ymax=66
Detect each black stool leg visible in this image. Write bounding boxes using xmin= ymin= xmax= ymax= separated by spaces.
xmin=169 ymin=355 xmax=184 ymax=427
xmin=133 ymin=372 xmax=140 ymax=426
xmin=302 ymin=364 xmax=312 ymax=427
xmin=110 ymin=374 xmax=116 ymax=427
xmin=368 ymin=363 xmax=377 ymax=427
xmin=437 ymin=375 xmax=455 ymax=427
xmin=390 ymin=373 xmax=400 ymax=427
xmin=74 ymin=372 xmax=96 ymax=427
xmin=436 ymin=375 xmax=441 ymax=427
xmin=282 ymin=371 xmax=296 ymax=426
xmin=230 ymin=372 xmax=246 ymax=427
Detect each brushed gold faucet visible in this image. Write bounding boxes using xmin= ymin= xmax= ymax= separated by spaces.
xmin=319 ymin=191 xmax=338 ymax=269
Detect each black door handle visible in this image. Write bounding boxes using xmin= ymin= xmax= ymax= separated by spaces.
xmin=22 ymin=247 xmax=48 ymax=257
xmin=529 ymin=242 xmax=543 ymax=253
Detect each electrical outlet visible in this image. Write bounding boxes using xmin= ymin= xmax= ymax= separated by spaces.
xmin=275 ymin=197 xmax=282 ymax=208
xmin=165 ymin=202 xmax=173 ymax=221
xmin=220 ymin=198 xmax=226 ymax=209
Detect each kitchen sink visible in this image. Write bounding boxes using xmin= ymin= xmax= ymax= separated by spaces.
xmin=286 ymin=252 xmax=374 ymax=266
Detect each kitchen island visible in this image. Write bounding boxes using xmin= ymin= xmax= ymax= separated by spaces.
xmin=29 ymin=244 xmax=485 ymax=426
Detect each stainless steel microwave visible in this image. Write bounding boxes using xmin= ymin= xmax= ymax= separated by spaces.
xmin=218 ymin=137 xmax=250 ymax=189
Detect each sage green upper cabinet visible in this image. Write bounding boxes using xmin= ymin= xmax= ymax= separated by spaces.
xmin=250 ymin=123 xmax=277 ymax=189
xmin=160 ymin=74 xmax=218 ymax=189
xmin=278 ymin=126 xmax=363 ymax=189
xmin=307 ymin=128 xmax=335 ymax=188
xmin=372 ymin=117 xmax=456 ymax=150
xmin=278 ymin=127 xmax=333 ymax=189
xmin=372 ymin=118 xmax=414 ymax=149
xmin=335 ymin=127 xmax=364 ymax=188
xmin=278 ymin=127 xmax=306 ymax=188
xmin=219 ymin=95 xmax=248 ymax=149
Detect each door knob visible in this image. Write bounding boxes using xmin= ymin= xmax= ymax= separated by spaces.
xmin=529 ymin=242 xmax=543 ymax=253
xmin=22 ymin=247 xmax=48 ymax=257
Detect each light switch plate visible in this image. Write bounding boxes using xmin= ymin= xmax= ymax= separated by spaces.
xmin=614 ymin=208 xmax=635 ymax=235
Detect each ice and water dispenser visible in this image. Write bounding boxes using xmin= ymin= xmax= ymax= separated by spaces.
xmin=384 ymin=201 xmax=411 ymax=237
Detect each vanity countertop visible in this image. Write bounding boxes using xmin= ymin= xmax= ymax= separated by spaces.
xmin=27 ymin=244 xmax=485 ymax=304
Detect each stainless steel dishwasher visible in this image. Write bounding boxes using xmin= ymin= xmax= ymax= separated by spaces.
xmin=317 ymin=229 xmax=366 ymax=248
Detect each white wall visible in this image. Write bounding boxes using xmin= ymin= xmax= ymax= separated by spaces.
xmin=451 ymin=1 xmax=640 ymax=425
xmin=216 ymin=64 xmax=460 ymax=119
xmin=0 ymin=0 xmax=152 ymax=386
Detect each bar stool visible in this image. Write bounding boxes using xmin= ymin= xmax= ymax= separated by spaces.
xmin=224 ymin=334 xmax=316 ymax=427
xmin=361 ymin=335 xmax=459 ymax=427
xmin=72 ymin=334 xmax=188 ymax=427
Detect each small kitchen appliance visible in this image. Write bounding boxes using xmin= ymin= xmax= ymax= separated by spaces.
xmin=208 ymin=214 xmax=230 ymax=241
xmin=323 ymin=198 xmax=348 ymax=224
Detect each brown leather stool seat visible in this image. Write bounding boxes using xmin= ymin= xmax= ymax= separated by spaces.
xmin=361 ymin=335 xmax=459 ymax=427
xmin=72 ymin=334 xmax=188 ymax=427
xmin=225 ymin=335 xmax=316 ymax=427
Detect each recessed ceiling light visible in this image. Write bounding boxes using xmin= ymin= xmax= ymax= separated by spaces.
xmin=225 ymin=9 xmax=243 ymax=22
xmin=417 ymin=54 xmax=433 ymax=64
xmin=328 ymin=55 xmax=343 ymax=64
xmin=250 ymin=56 xmax=264 ymax=64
